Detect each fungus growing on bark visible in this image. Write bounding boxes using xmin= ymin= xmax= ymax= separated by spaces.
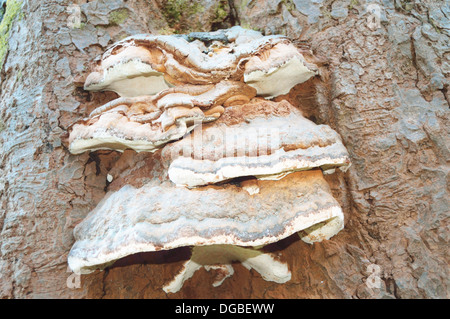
xmin=164 ymin=99 xmax=350 ymax=188
xmin=68 ymin=81 xmax=256 ymax=154
xmin=243 ymin=43 xmax=318 ymax=98
xmin=67 ymin=27 xmax=351 ymax=292
xmin=83 ymin=26 xmax=317 ymax=98
xmin=84 ymin=45 xmax=170 ymax=97
xmin=68 ymin=170 xmax=343 ymax=275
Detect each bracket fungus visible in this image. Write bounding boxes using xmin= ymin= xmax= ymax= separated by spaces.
xmin=84 ymin=26 xmax=317 ymax=98
xmin=68 ymin=81 xmax=256 ymax=154
xmin=68 ymin=170 xmax=343 ymax=276
xmin=67 ymin=27 xmax=351 ymax=292
xmin=244 ymin=43 xmax=318 ymax=98
xmin=163 ymin=98 xmax=350 ymax=188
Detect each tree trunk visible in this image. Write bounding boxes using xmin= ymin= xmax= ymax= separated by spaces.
xmin=0 ymin=0 xmax=448 ymax=298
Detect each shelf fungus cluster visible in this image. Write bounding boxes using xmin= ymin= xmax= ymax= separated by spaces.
xmin=67 ymin=27 xmax=351 ymax=293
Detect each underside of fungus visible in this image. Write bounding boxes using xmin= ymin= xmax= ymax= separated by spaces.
xmin=163 ymin=245 xmax=292 ymax=293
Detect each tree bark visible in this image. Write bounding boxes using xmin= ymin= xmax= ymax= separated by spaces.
xmin=0 ymin=0 xmax=448 ymax=298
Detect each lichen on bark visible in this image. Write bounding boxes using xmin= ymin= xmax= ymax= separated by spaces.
xmin=108 ymin=8 xmax=129 ymax=25
xmin=162 ymin=0 xmax=205 ymax=32
xmin=0 ymin=0 xmax=22 ymax=70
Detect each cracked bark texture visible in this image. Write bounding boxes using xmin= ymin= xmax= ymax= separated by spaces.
xmin=0 ymin=0 xmax=448 ymax=299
